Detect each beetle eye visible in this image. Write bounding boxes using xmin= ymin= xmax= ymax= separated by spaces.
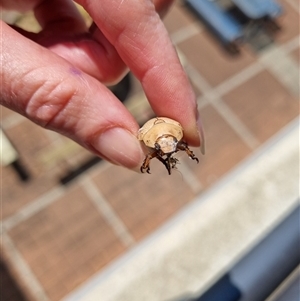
xmin=154 ymin=143 xmax=160 ymax=150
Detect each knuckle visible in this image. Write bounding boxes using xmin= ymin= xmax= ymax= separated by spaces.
xmin=24 ymin=74 xmax=78 ymax=129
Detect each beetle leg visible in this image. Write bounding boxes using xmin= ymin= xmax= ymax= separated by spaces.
xmin=161 ymin=155 xmax=179 ymax=175
xmin=141 ymin=152 xmax=174 ymax=175
xmin=140 ymin=152 xmax=156 ymax=174
xmin=158 ymin=155 xmax=172 ymax=175
xmin=177 ymin=141 xmax=199 ymax=163
xmin=141 ymin=151 xmax=180 ymax=175
xmin=141 ymin=151 xmax=168 ymax=174
xmin=162 ymin=156 xmax=179 ymax=175
xmin=170 ymin=157 xmax=179 ymax=169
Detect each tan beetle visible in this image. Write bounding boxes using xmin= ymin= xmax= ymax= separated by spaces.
xmin=138 ymin=117 xmax=199 ymax=175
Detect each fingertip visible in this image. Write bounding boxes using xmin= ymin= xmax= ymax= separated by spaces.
xmin=92 ymin=127 xmax=144 ymax=171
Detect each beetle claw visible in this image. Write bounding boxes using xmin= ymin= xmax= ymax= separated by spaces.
xmin=177 ymin=141 xmax=199 ymax=164
xmin=193 ymin=157 xmax=199 ymax=164
xmin=140 ymin=165 xmax=151 ymax=174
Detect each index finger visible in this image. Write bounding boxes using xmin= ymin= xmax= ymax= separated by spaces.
xmin=76 ymin=0 xmax=203 ymax=149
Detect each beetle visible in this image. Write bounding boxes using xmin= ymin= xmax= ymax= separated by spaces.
xmin=138 ymin=117 xmax=199 ymax=175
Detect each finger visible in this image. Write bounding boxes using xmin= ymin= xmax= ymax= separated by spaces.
xmin=1 ymin=0 xmax=40 ymax=11
xmin=11 ymin=25 xmax=127 ymax=84
xmin=1 ymin=22 xmax=144 ymax=170
xmin=37 ymin=29 xmax=127 ymax=84
xmin=34 ymin=0 xmax=87 ymax=32
xmin=33 ymin=0 xmax=127 ymax=84
xmin=7 ymin=0 xmax=126 ymax=84
xmin=76 ymin=0 xmax=203 ymax=148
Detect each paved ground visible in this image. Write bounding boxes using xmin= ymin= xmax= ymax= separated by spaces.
xmin=1 ymin=1 xmax=299 ymax=300
xmin=63 ymin=116 xmax=299 ymax=301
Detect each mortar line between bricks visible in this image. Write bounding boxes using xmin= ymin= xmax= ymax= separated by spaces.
xmin=2 ymin=231 xmax=51 ymax=301
xmin=177 ymin=161 xmax=203 ymax=194
xmin=192 ymin=36 xmax=299 ymax=102
xmin=280 ymin=35 xmax=300 ymax=53
xmin=182 ymin=33 xmax=299 ymax=149
xmin=186 ymin=63 xmax=260 ymax=150
xmin=1 ymin=113 xmax=27 ymax=130
xmin=80 ymin=176 xmax=136 ymax=248
xmin=1 ymin=164 xmax=111 ymax=233
xmin=258 ymin=43 xmax=300 ymax=97
xmin=211 ymin=99 xmax=261 ymax=149
xmin=3 ymin=186 xmax=66 ymax=231
xmin=212 ymin=62 xmax=264 ymax=97
xmin=170 ymin=23 xmax=202 ymax=45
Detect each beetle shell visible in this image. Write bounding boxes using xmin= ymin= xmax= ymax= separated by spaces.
xmin=139 ymin=117 xmax=199 ymax=174
xmin=138 ymin=117 xmax=184 ymax=151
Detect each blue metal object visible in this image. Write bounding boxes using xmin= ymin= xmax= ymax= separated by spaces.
xmin=231 ymin=0 xmax=283 ymax=19
xmin=195 ymin=205 xmax=300 ymax=301
xmin=195 ymin=274 xmax=242 ymax=301
xmin=185 ymin=0 xmax=243 ymax=43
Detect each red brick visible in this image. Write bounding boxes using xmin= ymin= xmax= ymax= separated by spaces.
xmin=276 ymin=1 xmax=300 ymax=44
xmin=184 ymin=105 xmax=251 ymax=187
xmin=178 ymin=33 xmax=255 ymax=87
xmin=223 ymin=70 xmax=299 ymax=142
xmin=8 ymin=186 xmax=126 ymax=301
xmin=92 ymin=164 xmax=196 ymax=240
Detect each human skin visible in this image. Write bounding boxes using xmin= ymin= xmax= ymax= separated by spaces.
xmin=1 ymin=0 xmax=204 ymax=171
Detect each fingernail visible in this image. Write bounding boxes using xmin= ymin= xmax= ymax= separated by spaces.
xmin=93 ymin=128 xmax=144 ymax=170
xmin=197 ymin=115 xmax=205 ymax=155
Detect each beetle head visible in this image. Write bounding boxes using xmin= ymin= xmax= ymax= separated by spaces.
xmin=155 ymin=135 xmax=178 ymax=154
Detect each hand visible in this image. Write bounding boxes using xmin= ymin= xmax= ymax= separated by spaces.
xmin=1 ymin=0 xmax=203 ymax=171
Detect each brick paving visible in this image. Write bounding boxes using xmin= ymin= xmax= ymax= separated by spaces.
xmin=92 ymin=163 xmax=196 ymax=241
xmin=1 ymin=1 xmax=299 ymax=300
xmin=8 ymin=186 xmax=127 ymax=301
xmin=223 ymin=70 xmax=299 ymax=142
